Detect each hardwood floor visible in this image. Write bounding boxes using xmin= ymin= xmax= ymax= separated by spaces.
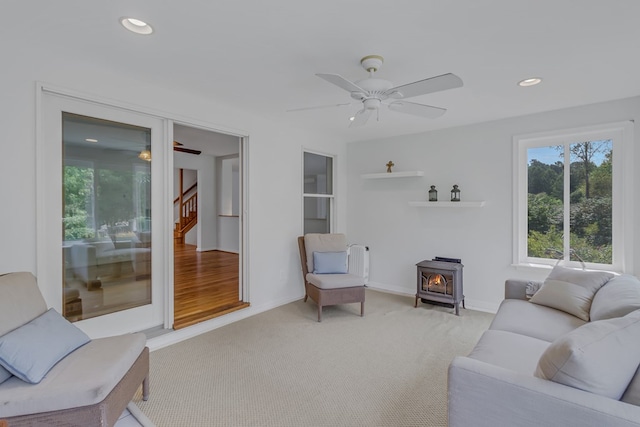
xmin=173 ymin=243 xmax=249 ymax=329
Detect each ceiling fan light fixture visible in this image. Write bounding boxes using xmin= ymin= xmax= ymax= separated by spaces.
xmin=518 ymin=77 xmax=542 ymax=87
xmin=363 ymin=98 xmax=381 ymax=110
xmin=85 ymin=138 xmax=98 ymax=143
xmin=120 ymin=17 xmax=154 ymax=35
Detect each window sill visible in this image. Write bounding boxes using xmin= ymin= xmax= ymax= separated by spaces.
xmin=511 ymin=263 xmax=553 ymax=272
xmin=511 ymin=262 xmax=621 ymax=275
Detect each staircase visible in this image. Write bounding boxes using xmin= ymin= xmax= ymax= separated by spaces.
xmin=174 ymin=169 xmax=198 ymax=244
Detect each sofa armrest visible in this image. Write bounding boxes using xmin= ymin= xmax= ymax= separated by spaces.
xmin=448 ymin=356 xmax=640 ymax=427
xmin=504 ymin=279 xmax=543 ymax=300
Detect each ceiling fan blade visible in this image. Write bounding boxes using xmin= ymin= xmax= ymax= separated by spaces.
xmin=316 ymin=73 xmax=366 ymax=93
xmin=174 ymin=146 xmax=202 ymax=155
xmin=388 ymin=101 xmax=446 ymax=119
xmin=349 ymin=109 xmax=372 ymax=127
xmin=286 ymin=102 xmax=351 ymax=112
xmin=385 ymin=73 xmax=463 ymax=99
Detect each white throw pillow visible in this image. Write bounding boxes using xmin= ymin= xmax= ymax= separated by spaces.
xmin=622 ymin=365 xmax=640 ymax=406
xmin=590 ymin=274 xmax=640 ymax=321
xmin=535 ymin=309 xmax=640 ymax=399
xmin=529 ymin=266 xmax=613 ymax=321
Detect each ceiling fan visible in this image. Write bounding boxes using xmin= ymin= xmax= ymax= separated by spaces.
xmin=292 ymin=55 xmax=463 ymax=127
xmin=173 ymin=141 xmax=201 ymax=155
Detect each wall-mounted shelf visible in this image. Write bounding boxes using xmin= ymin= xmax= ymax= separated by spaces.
xmin=408 ymin=201 xmax=486 ymax=208
xmin=361 ymin=171 xmax=424 ymax=179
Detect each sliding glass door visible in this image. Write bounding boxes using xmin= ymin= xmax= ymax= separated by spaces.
xmin=39 ymin=89 xmax=168 ymax=337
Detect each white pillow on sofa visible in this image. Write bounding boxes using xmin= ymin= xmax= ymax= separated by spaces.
xmin=529 ymin=265 xmax=613 ymax=321
xmin=590 ymin=274 xmax=640 ymax=321
xmin=622 ymin=365 xmax=640 ymax=406
xmin=535 ymin=309 xmax=640 ymax=400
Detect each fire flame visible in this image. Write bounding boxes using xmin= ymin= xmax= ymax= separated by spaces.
xmin=429 ymin=274 xmax=445 ymax=287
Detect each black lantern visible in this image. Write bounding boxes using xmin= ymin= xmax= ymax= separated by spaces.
xmin=451 ymin=185 xmax=461 ymax=202
xmin=428 ymin=185 xmax=438 ymax=202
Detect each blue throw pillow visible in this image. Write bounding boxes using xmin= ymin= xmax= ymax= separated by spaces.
xmin=313 ymin=251 xmax=348 ymax=274
xmin=0 ymin=364 xmax=11 ymax=384
xmin=0 ymin=308 xmax=90 ymax=384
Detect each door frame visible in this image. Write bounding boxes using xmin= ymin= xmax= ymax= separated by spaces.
xmin=169 ymin=120 xmax=250 ymax=318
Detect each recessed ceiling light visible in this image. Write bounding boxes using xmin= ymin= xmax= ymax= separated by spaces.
xmin=349 ymin=116 xmax=355 ymax=121
xmin=518 ymin=77 xmax=542 ymax=87
xmin=120 ymin=17 xmax=153 ymax=35
xmin=85 ymin=138 xmax=98 ymax=143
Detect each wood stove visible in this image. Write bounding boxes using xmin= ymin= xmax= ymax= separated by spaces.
xmin=414 ymin=259 xmax=465 ymax=315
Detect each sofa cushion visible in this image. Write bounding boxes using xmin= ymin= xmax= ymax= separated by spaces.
xmin=0 ymin=308 xmax=90 ymax=384
xmin=0 ymin=272 xmax=47 ymax=336
xmin=489 ymin=299 xmax=586 ymax=342
xmin=0 ymin=333 xmax=146 ymax=417
xmin=535 ymin=309 xmax=640 ymax=400
xmin=590 ymin=274 xmax=640 ymax=321
xmin=622 ymin=365 xmax=640 ymax=406
xmin=313 ymin=251 xmax=348 ymax=274
xmin=304 ymin=234 xmax=347 ymax=273
xmin=529 ymin=266 xmax=614 ymax=321
xmin=468 ymin=330 xmax=550 ymax=375
xmin=306 ymin=273 xmax=364 ymax=290
xmin=0 ymin=365 xmax=11 ymax=384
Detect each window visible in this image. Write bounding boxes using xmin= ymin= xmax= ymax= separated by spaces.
xmin=514 ymin=122 xmax=633 ymax=272
xmin=303 ymin=151 xmax=334 ymax=234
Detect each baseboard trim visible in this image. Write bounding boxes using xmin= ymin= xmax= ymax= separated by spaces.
xmin=366 ymin=281 xmax=498 ymax=314
xmin=366 ymin=281 xmax=414 ymax=297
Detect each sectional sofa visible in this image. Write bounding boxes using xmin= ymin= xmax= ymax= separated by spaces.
xmin=448 ymin=266 xmax=640 ymax=426
xmin=69 ymin=235 xmax=151 ymax=287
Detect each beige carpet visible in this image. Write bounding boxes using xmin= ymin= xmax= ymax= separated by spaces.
xmin=134 ymin=289 xmax=493 ymax=426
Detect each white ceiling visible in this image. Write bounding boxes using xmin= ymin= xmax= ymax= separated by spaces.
xmin=8 ymin=1 xmax=640 ymax=143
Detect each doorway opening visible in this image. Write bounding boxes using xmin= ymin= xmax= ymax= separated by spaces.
xmin=172 ymin=124 xmax=248 ymax=329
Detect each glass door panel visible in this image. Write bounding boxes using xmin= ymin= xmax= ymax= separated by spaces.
xmin=62 ymin=113 xmax=152 ymax=321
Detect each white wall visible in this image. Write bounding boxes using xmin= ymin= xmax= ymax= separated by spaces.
xmin=174 ymin=154 xmax=216 ymax=250
xmin=347 ymin=96 xmax=640 ymax=312
xmin=0 ymin=48 xmax=348 ymax=320
xmin=217 ymin=155 xmax=240 ymax=253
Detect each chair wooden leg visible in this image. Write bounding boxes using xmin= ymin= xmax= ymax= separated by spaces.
xmin=304 ymin=294 xmax=308 ymax=302
xmin=360 ymin=301 xmax=364 ymax=317
xmin=142 ymin=375 xmax=150 ymax=401
xmin=318 ymin=304 xmax=322 ymax=322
